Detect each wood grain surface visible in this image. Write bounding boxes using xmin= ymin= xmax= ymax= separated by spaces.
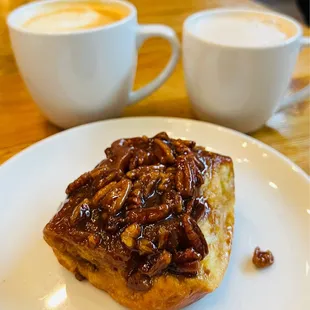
xmin=0 ymin=0 xmax=309 ymax=173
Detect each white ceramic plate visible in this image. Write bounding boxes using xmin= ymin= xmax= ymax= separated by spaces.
xmin=0 ymin=117 xmax=309 ymax=310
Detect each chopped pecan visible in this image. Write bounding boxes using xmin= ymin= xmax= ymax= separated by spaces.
xmin=182 ymin=215 xmax=208 ymax=257
xmin=157 ymin=170 xmax=174 ymax=193
xmin=157 ymin=226 xmax=169 ymax=249
xmin=66 ymin=172 xmax=92 ymax=195
xmin=128 ymin=149 xmax=149 ymax=170
xmin=70 ymin=198 xmax=91 ymax=226
xmin=88 ymin=234 xmax=101 ymax=249
xmin=166 ymin=229 xmax=180 ymax=253
xmin=74 ymin=270 xmax=85 ymax=281
xmin=126 ymin=165 xmax=165 ymax=180
xmin=100 ymin=179 xmax=132 ymax=215
xmin=171 ymin=260 xmax=200 ymax=275
xmin=140 ymin=170 xmax=160 ymax=199
xmin=104 ymin=216 xmax=125 ymax=232
xmin=137 ymin=238 xmax=157 ymax=255
xmin=163 ymin=190 xmax=183 ymax=214
xmin=140 ymin=250 xmax=172 ymax=277
xmin=127 ymin=272 xmax=153 ymax=291
xmin=173 ymin=248 xmax=202 ymax=264
xmin=121 ymin=223 xmax=141 ymax=249
xmin=126 ymin=204 xmax=171 ymax=225
xmin=172 ymin=139 xmax=192 ymax=155
xmin=252 ymin=247 xmax=274 ymax=268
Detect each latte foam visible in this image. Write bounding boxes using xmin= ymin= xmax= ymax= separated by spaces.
xmin=22 ymin=2 xmax=128 ymax=33
xmin=191 ymin=13 xmax=294 ymax=47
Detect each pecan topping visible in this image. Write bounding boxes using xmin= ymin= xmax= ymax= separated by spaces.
xmin=61 ymin=132 xmax=212 ymax=292
xmin=252 ymin=247 xmax=274 ymax=268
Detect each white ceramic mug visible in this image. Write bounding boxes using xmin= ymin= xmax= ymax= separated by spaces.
xmin=183 ymin=9 xmax=310 ymax=133
xmin=7 ymin=0 xmax=180 ymax=128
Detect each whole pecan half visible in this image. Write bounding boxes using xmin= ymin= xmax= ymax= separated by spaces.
xmin=100 ymin=179 xmax=132 ymax=215
xmin=92 ymin=181 xmax=117 ymax=205
xmin=175 ymin=155 xmax=200 ymax=198
xmin=182 ymin=215 xmax=208 ymax=257
xmin=153 ymin=138 xmax=175 ymax=164
xmin=70 ymin=198 xmax=91 ymax=226
xmin=126 ymin=204 xmax=171 ymax=225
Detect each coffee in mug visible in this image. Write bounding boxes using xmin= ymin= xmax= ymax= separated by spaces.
xmin=7 ymin=0 xmax=180 ymax=128
xmin=22 ymin=1 xmax=129 ymax=33
xmin=183 ymin=9 xmax=310 ymax=133
xmin=190 ymin=12 xmax=296 ymax=47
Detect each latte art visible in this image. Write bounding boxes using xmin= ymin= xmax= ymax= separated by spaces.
xmin=22 ymin=1 xmax=128 ymax=33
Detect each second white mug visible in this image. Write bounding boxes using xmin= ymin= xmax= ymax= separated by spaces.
xmin=7 ymin=0 xmax=180 ymax=128
xmin=183 ymin=8 xmax=310 ymax=133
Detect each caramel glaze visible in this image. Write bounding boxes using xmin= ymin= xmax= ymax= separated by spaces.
xmin=46 ymin=132 xmax=214 ymax=291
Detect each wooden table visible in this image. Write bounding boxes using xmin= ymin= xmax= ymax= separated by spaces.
xmin=0 ymin=0 xmax=309 ymax=173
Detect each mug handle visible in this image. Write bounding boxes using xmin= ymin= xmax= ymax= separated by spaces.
xmin=276 ymin=36 xmax=310 ymax=112
xmin=128 ymin=25 xmax=180 ymax=105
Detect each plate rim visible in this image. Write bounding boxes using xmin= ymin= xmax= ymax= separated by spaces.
xmin=1 ymin=116 xmax=309 ymax=181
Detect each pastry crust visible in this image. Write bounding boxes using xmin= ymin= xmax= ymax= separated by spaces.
xmin=43 ymin=135 xmax=235 ymax=310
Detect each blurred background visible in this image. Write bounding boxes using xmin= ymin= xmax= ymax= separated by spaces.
xmin=260 ymin=0 xmax=301 ymax=21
